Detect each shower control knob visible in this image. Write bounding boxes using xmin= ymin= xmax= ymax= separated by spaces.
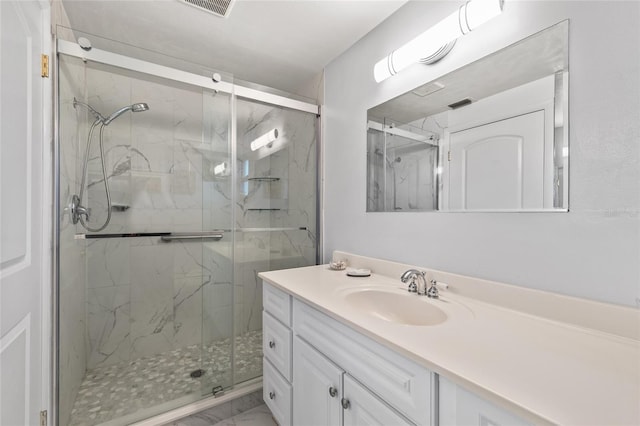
xmin=269 ymin=391 xmax=275 ymax=400
xmin=268 ymin=340 xmax=275 ymax=348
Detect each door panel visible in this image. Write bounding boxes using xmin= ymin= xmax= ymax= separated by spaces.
xmin=293 ymin=336 xmax=343 ymax=426
xmin=448 ymin=111 xmax=545 ymax=210
xmin=0 ymin=0 xmax=49 ymax=424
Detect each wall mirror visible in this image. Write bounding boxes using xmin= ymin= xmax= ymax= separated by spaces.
xmin=367 ymin=20 xmax=569 ymax=212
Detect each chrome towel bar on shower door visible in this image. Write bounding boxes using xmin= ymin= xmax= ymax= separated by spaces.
xmin=160 ymin=232 xmax=223 ymax=242
xmin=74 ymin=231 xmax=224 ymax=241
xmin=74 ymin=227 xmax=309 ymax=240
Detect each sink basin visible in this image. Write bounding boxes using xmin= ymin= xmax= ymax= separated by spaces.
xmin=344 ymin=289 xmax=447 ymax=326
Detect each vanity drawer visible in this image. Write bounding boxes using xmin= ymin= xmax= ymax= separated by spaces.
xmin=263 ymin=282 xmax=291 ymax=326
xmin=263 ymin=311 xmax=292 ymax=381
xmin=264 ymin=358 xmax=292 ymax=426
xmin=293 ymin=299 xmax=431 ymax=425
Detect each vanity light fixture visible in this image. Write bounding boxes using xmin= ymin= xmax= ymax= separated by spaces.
xmin=373 ymin=0 xmax=504 ymax=83
xmin=250 ymin=128 xmax=279 ymax=151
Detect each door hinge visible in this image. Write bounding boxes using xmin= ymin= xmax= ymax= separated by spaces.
xmin=447 ymin=151 xmax=451 ymax=161
xmin=39 ymin=410 xmax=48 ymax=426
xmin=41 ymin=54 xmax=49 ymax=78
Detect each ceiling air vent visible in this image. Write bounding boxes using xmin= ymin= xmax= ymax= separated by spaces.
xmin=448 ymin=98 xmax=473 ymax=109
xmin=179 ymin=0 xmax=236 ymax=18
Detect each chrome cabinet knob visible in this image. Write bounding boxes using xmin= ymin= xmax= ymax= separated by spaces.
xmin=269 ymin=391 xmax=275 ymax=400
xmin=329 ymin=386 xmax=338 ymax=397
xmin=341 ymin=398 xmax=350 ymax=409
xmin=269 ymin=340 xmax=275 ymax=348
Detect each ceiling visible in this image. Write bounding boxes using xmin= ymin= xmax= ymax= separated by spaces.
xmin=61 ymin=0 xmax=407 ymax=97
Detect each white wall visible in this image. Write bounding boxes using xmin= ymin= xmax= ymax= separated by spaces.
xmin=323 ymin=1 xmax=639 ymax=307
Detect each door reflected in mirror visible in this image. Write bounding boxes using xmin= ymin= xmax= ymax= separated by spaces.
xmin=367 ymin=20 xmax=569 ymax=212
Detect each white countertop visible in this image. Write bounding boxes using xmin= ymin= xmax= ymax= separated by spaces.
xmin=259 ymin=260 xmax=640 ymax=425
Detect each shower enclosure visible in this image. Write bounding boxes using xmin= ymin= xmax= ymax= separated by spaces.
xmin=56 ymin=34 xmax=318 ymax=426
xmin=367 ymin=120 xmax=439 ymax=212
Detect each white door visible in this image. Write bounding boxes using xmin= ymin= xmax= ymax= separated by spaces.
xmin=293 ymin=336 xmax=343 ymax=426
xmin=0 ymin=1 xmax=51 ymax=425
xmin=342 ymin=375 xmax=413 ymax=426
xmin=448 ymin=110 xmax=545 ymax=210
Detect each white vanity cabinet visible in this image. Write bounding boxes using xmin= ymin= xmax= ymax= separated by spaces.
xmin=263 ymin=281 xmax=530 ymax=426
xmin=439 ymin=377 xmax=532 ymax=426
xmin=263 ymin=282 xmax=427 ymax=425
xmin=293 ymin=335 xmax=413 ymax=426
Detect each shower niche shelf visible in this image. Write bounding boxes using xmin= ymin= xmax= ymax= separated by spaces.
xmin=243 ymin=175 xmax=288 ymax=211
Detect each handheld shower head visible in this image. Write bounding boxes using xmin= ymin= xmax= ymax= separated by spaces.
xmin=73 ymin=98 xmax=106 ymax=123
xmin=103 ymin=102 xmax=149 ymax=125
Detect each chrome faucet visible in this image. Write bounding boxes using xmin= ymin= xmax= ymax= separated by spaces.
xmin=400 ymin=269 xmax=427 ymax=295
xmin=401 ymin=269 xmax=439 ymax=298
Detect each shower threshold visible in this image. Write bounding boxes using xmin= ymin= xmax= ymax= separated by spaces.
xmin=68 ymin=330 xmax=263 ymax=426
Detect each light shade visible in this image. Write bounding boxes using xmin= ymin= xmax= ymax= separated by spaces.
xmin=213 ymin=161 xmax=228 ymax=176
xmin=373 ymin=0 xmax=504 ymax=82
xmin=250 ymin=128 xmax=279 ymax=151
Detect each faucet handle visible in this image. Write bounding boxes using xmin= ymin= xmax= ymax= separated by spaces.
xmin=426 ymin=280 xmax=439 ymax=299
xmin=407 ymin=277 xmax=418 ymax=293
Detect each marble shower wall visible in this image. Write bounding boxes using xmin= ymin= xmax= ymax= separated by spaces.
xmin=80 ymin=63 xmax=234 ymax=370
xmin=58 ymin=55 xmax=89 ymax=426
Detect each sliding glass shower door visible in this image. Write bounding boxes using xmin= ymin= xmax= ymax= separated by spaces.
xmin=58 ymin=53 xmax=235 ymax=425
xmin=57 ymin=30 xmax=318 ymax=426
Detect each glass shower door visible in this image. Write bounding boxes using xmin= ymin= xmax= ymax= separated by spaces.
xmin=231 ymin=97 xmax=318 ymax=386
xmin=58 ymin=49 xmax=236 ymax=425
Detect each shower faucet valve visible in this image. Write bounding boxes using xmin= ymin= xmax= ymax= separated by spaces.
xmin=70 ymin=194 xmax=90 ymax=224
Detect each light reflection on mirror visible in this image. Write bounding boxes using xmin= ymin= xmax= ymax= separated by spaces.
xmin=367 ymin=20 xmax=569 ymax=212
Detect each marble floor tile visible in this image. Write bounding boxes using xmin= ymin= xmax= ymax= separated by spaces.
xmin=68 ymin=330 xmax=262 ymax=426
xmin=211 ymin=405 xmax=276 ymax=426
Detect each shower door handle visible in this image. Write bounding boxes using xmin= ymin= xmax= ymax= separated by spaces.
xmin=160 ymin=232 xmax=224 ymax=242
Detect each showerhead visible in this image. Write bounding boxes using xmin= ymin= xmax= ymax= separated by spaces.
xmin=103 ymin=102 xmax=149 ymax=125
xmin=73 ymin=97 xmax=106 ymax=123
xmin=72 ymin=98 xmax=149 ymax=125
xmin=131 ymin=103 xmax=149 ymax=112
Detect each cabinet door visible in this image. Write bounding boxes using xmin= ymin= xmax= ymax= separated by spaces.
xmin=439 ymin=377 xmax=531 ymax=426
xmin=293 ymin=336 xmax=343 ymax=426
xmin=263 ymin=359 xmax=292 ymax=426
xmin=343 ymin=375 xmax=414 ymax=426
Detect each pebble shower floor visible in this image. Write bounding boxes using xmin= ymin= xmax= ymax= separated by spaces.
xmin=68 ymin=330 xmax=263 ymax=426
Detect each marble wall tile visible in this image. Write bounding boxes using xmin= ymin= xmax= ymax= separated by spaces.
xmin=87 ymin=285 xmax=131 ymax=368
xmin=85 ymin=64 xmax=133 ymax=116
xmin=173 ymin=240 xmax=206 ymax=278
xmin=130 ymin=243 xmax=175 ymax=359
xmin=203 ymin=304 xmax=233 ymax=344
xmin=86 ymin=239 xmax=130 ymax=288
xmin=173 ymin=276 xmax=206 ymax=348
xmin=174 ymin=85 xmax=204 ymax=144
xmin=131 ymin=78 xmax=175 ymax=148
